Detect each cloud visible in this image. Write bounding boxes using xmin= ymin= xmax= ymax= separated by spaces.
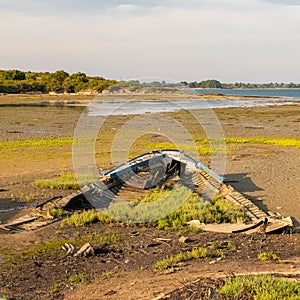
xmin=0 ymin=0 xmax=251 ymax=16
xmin=1 ymin=0 xmax=299 ymax=18
xmin=260 ymin=0 xmax=300 ymax=5
xmin=0 ymin=0 xmax=299 ymax=82
xmin=117 ymin=4 xmax=138 ymax=13
xmin=0 ymin=0 xmax=179 ymax=15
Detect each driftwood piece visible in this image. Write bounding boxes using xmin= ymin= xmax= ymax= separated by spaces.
xmin=62 ymin=243 xmax=75 ymax=255
xmin=62 ymin=242 xmax=95 ymax=257
xmin=74 ymin=243 xmax=95 ymax=257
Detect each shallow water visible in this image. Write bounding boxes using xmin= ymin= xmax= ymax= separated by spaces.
xmin=0 ymin=203 xmax=27 ymax=224
xmin=71 ymin=97 xmax=299 ymax=116
xmin=0 ymin=206 xmax=26 ymax=214
xmin=191 ymin=88 xmax=300 ymax=98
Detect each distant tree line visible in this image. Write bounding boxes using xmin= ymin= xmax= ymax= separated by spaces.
xmin=129 ymin=79 xmax=300 ymax=89
xmin=181 ymin=79 xmax=300 ymax=89
xmin=1 ymin=70 xmax=299 ymax=94
xmin=0 ymin=70 xmax=117 ymax=94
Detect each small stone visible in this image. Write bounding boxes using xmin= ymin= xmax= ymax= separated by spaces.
xmin=207 ymin=288 xmax=216 ymax=299
xmin=124 ymin=259 xmax=130 ymax=264
xmin=179 ymin=236 xmax=188 ymax=243
xmin=186 ymin=220 xmax=201 ymax=228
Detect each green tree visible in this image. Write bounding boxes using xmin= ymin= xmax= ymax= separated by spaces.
xmin=3 ymin=70 xmax=25 ymax=80
xmin=199 ymin=79 xmax=222 ymax=88
xmin=46 ymin=70 xmax=69 ymax=93
xmin=63 ymin=72 xmax=88 ymax=93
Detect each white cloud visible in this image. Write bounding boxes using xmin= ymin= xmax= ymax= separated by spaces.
xmin=117 ymin=4 xmax=138 ymax=13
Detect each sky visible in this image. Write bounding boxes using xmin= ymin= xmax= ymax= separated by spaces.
xmin=1 ymin=0 xmax=300 ymax=83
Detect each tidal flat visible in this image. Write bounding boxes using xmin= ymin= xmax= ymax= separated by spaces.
xmin=0 ymin=94 xmax=299 ymax=299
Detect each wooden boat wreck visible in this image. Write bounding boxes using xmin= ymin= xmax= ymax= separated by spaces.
xmin=0 ymin=150 xmax=293 ymax=234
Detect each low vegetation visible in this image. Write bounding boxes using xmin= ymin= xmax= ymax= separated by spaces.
xmin=20 ymin=231 xmax=121 ymax=257
xmin=218 ymin=275 xmax=300 ymax=299
xmin=209 ymin=241 xmax=236 ymax=251
xmin=84 ymin=231 xmax=122 ymax=245
xmin=258 ymin=252 xmax=286 ymax=264
xmin=49 ymin=208 xmax=67 ymax=218
xmin=23 ymin=239 xmax=74 ymax=256
xmin=42 ymin=208 xmax=67 ymax=220
xmin=101 ymin=271 xmax=115 ymax=279
xmin=34 ymin=174 xmax=100 ymax=190
xmin=101 ymin=186 xmax=249 ymax=227
xmin=61 ymin=210 xmax=113 ymax=227
xmin=194 ymin=137 xmax=300 ymax=149
xmin=34 ymin=174 xmax=79 ymax=190
xmin=60 ymin=186 xmax=249 ymax=231
xmin=68 ymin=273 xmax=89 ymax=284
xmin=48 ymin=282 xmax=60 ymax=294
xmin=0 ymin=137 xmax=73 ymax=149
xmin=154 ymin=247 xmax=224 ymax=270
xmin=155 ymin=192 xmax=250 ymax=231
xmin=145 ymin=142 xmax=214 ymax=156
xmin=225 ymin=137 xmax=300 ymax=149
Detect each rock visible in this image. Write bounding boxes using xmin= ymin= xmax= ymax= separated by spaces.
xmin=186 ymin=220 xmax=202 ymax=228
xmin=207 ymin=288 xmax=217 ymax=299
